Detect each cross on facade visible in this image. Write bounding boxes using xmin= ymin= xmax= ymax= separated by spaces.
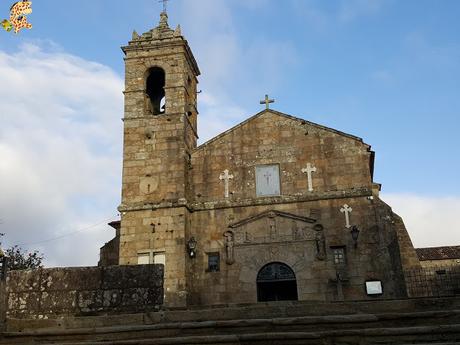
xmin=301 ymin=163 xmax=317 ymax=192
xmin=219 ymin=169 xmax=234 ymax=198
xmin=260 ymin=94 xmax=275 ymax=110
xmin=340 ymin=204 xmax=353 ymax=229
xmin=158 ymin=0 xmax=169 ymax=13
xmin=264 ymin=171 xmax=272 ymax=185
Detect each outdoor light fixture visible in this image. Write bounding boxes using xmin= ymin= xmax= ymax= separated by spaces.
xmin=187 ymin=237 xmax=197 ymax=258
xmin=350 ymin=225 xmax=360 ymax=248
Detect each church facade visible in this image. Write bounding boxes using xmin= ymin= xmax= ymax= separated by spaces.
xmin=102 ymin=12 xmax=421 ymax=308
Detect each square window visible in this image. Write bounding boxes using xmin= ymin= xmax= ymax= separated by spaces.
xmin=331 ymin=247 xmax=346 ymax=265
xmin=137 ymin=253 xmax=150 ymax=265
xmin=207 ymin=253 xmax=220 ymax=272
xmin=153 ymin=253 xmax=165 ymax=265
xmin=365 ymin=281 xmax=383 ymax=295
xmin=137 ymin=251 xmax=165 ymax=266
xmin=255 ymin=165 xmax=280 ymax=197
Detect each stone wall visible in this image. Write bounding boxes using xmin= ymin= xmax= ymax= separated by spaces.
xmin=99 ymin=236 xmax=120 ymax=266
xmin=6 ymin=264 xmax=163 ymax=319
xmin=182 ymin=110 xmax=411 ymax=305
xmin=0 ymin=280 xmax=5 ymax=330
xmin=420 ymin=259 xmax=460 ymax=268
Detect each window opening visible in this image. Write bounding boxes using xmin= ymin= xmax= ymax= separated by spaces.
xmin=331 ymin=247 xmax=346 ymax=265
xmin=207 ymin=253 xmax=220 ymax=272
xmin=137 ymin=253 xmax=150 ymax=265
xmin=146 ymin=67 xmax=166 ymax=115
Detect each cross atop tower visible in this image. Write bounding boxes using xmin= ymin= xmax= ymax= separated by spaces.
xmin=158 ymin=0 xmax=169 ymax=13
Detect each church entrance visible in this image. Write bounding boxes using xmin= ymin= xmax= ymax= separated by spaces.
xmin=257 ymin=262 xmax=298 ymax=302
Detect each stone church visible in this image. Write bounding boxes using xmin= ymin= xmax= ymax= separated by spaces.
xmin=100 ymin=11 xmax=420 ymax=309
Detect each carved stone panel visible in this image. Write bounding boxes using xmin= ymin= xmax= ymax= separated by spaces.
xmin=228 ymin=210 xmax=318 ymax=246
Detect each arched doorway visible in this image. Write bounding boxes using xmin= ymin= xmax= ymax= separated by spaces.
xmin=257 ymin=262 xmax=298 ymax=302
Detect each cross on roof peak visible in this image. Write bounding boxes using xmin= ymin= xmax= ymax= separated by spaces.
xmin=260 ymin=94 xmax=275 ymax=110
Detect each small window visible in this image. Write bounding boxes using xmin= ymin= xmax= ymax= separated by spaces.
xmin=137 ymin=253 xmax=150 ymax=265
xmin=153 ymin=253 xmax=165 ymax=265
xmin=331 ymin=247 xmax=346 ymax=265
xmin=255 ymin=165 xmax=280 ymax=197
xmin=207 ymin=253 xmax=220 ymax=272
xmin=137 ymin=251 xmax=165 ymax=266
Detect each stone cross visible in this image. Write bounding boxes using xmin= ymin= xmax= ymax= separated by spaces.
xmin=264 ymin=171 xmax=272 ymax=185
xmin=219 ymin=169 xmax=234 ymax=198
xmin=301 ymin=163 xmax=317 ymax=192
xmin=340 ymin=204 xmax=353 ymax=229
xmin=260 ymin=94 xmax=275 ymax=110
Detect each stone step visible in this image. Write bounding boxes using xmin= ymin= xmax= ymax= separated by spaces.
xmin=2 ymin=310 xmax=460 ymax=345
xmin=7 ymin=297 xmax=460 ymax=333
xmin=3 ymin=298 xmax=460 ymax=344
xmin=6 ymin=324 xmax=460 ymax=345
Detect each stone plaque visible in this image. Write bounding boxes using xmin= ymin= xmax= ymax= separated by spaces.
xmin=255 ymin=165 xmax=280 ymax=197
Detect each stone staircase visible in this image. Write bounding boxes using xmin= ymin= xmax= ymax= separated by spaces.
xmin=2 ymin=297 xmax=460 ymax=344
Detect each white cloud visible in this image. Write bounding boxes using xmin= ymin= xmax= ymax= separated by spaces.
xmin=382 ymin=193 xmax=460 ymax=248
xmin=0 ymin=43 xmax=123 ymax=267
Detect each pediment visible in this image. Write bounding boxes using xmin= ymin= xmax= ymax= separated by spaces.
xmin=195 ymin=109 xmax=365 ymax=152
xmin=227 ymin=210 xmax=321 ymax=245
xmin=229 ymin=210 xmax=315 ymax=229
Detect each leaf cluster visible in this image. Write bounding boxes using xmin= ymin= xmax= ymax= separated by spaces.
xmin=0 ymin=233 xmax=44 ymax=271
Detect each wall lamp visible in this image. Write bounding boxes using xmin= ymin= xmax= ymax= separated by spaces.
xmin=187 ymin=237 xmax=197 ymax=258
xmin=350 ymin=225 xmax=360 ymax=248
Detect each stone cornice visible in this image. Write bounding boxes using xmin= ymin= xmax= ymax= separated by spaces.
xmin=118 ymin=188 xmax=373 ymax=213
xmin=229 ymin=210 xmax=316 ymax=229
xmin=122 ymin=40 xmax=200 ymax=76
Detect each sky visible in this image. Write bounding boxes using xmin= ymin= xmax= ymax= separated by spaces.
xmin=0 ymin=0 xmax=459 ymax=267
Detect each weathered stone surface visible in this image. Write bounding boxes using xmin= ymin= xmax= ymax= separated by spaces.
xmin=4 ymin=265 xmax=163 ymax=319
xmin=2 ymin=297 xmax=460 ymax=344
xmin=108 ymin=12 xmax=419 ymax=308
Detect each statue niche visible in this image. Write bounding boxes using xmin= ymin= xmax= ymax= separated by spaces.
xmin=146 ymin=67 xmax=166 ymax=115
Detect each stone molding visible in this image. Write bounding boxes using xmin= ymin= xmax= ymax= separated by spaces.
xmin=118 ymin=188 xmax=373 ymax=213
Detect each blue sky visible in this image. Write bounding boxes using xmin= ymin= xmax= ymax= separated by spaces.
xmin=0 ymin=0 xmax=459 ymax=266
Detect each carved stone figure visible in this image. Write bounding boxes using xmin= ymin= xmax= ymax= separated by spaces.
xmin=314 ymin=225 xmax=326 ymax=260
xmin=224 ymin=231 xmax=235 ymax=265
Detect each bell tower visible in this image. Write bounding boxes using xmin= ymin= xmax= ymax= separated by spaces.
xmin=118 ymin=11 xmax=200 ymax=307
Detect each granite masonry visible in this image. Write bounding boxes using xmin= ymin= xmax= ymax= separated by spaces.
xmin=97 ymin=11 xmax=422 ymax=309
xmin=5 ymin=265 xmax=163 ymax=319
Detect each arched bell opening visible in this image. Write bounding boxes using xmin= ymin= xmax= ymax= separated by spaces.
xmin=146 ymin=67 xmax=166 ymax=115
xmin=257 ymin=262 xmax=298 ymax=302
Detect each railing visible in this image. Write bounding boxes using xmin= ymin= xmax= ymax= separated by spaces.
xmin=405 ymin=265 xmax=460 ymax=298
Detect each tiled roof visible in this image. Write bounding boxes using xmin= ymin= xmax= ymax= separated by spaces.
xmin=416 ymin=246 xmax=460 ymax=261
